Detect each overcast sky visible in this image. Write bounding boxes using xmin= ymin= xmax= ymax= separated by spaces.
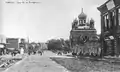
xmin=1 ymin=0 xmax=107 ymax=42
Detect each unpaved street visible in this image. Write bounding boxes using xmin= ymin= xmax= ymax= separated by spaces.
xmin=3 ymin=51 xmax=120 ymax=72
xmin=3 ymin=51 xmax=70 ymax=72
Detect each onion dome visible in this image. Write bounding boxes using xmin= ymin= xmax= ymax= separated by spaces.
xmin=78 ymin=8 xmax=87 ymax=19
xmin=90 ymin=18 xmax=94 ymax=23
xmin=73 ymin=18 xmax=78 ymax=23
xmin=72 ymin=18 xmax=78 ymax=27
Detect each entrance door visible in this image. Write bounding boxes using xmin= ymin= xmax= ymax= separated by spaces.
xmin=117 ymin=36 xmax=120 ymax=55
xmin=116 ymin=8 xmax=120 ymax=55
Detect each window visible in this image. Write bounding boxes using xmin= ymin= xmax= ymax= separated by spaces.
xmin=118 ymin=9 xmax=120 ymax=25
xmin=106 ymin=15 xmax=109 ymax=29
xmin=79 ymin=20 xmax=82 ymax=24
xmin=109 ymin=12 xmax=112 ymax=28
xmin=79 ymin=20 xmax=81 ymax=24
xmin=84 ymin=20 xmax=86 ymax=23
xmin=104 ymin=15 xmax=109 ymax=31
xmin=85 ymin=36 xmax=89 ymax=40
xmin=109 ymin=11 xmax=115 ymax=28
xmin=112 ymin=11 xmax=115 ymax=26
xmin=81 ymin=20 xmax=83 ymax=24
xmin=104 ymin=16 xmax=107 ymax=28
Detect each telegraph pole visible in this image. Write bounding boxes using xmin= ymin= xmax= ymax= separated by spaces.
xmin=27 ymin=36 xmax=29 ymax=43
xmin=1 ymin=38 xmax=3 ymax=43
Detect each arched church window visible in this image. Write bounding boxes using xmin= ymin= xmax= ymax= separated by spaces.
xmin=84 ymin=20 xmax=86 ymax=23
xmin=81 ymin=20 xmax=83 ymax=24
xmin=79 ymin=20 xmax=81 ymax=24
xmin=85 ymin=36 xmax=89 ymax=40
xmin=85 ymin=36 xmax=87 ymax=39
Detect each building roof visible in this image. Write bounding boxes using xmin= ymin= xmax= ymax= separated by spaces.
xmin=97 ymin=0 xmax=120 ymax=13
xmin=71 ymin=29 xmax=96 ymax=32
xmin=97 ymin=0 xmax=110 ymax=10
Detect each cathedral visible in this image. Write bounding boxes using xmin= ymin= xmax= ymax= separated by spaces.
xmin=70 ymin=8 xmax=97 ymax=46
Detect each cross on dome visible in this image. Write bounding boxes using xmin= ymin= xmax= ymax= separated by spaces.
xmin=81 ymin=8 xmax=83 ymax=13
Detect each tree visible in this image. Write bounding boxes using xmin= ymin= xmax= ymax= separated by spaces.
xmin=47 ymin=39 xmax=62 ymax=51
xmin=63 ymin=39 xmax=71 ymax=52
xmin=47 ymin=38 xmax=71 ymax=52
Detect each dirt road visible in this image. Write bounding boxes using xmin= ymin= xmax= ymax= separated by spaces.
xmin=3 ymin=51 xmax=70 ymax=72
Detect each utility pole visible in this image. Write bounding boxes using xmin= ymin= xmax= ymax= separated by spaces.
xmin=1 ymin=38 xmax=3 ymax=43
xmin=0 ymin=38 xmax=1 ymax=43
xmin=27 ymin=36 xmax=29 ymax=43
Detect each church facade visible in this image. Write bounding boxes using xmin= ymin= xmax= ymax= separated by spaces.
xmin=70 ymin=9 xmax=99 ymax=56
xmin=70 ymin=9 xmax=97 ymax=46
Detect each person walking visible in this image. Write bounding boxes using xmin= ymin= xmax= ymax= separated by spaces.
xmin=20 ymin=47 xmax=24 ymax=58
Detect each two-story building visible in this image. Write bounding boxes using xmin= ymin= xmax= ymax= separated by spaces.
xmin=98 ymin=0 xmax=120 ymax=56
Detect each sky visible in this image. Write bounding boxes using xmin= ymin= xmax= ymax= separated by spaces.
xmin=1 ymin=0 xmax=107 ymax=42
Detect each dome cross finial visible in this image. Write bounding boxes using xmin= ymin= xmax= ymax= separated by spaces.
xmin=81 ymin=8 xmax=83 ymax=13
xmin=78 ymin=8 xmax=87 ymax=19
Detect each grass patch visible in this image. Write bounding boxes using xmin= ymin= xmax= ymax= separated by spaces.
xmin=50 ymin=57 xmax=120 ymax=72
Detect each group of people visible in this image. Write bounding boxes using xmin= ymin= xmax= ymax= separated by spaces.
xmin=28 ymin=50 xmax=43 ymax=55
xmin=10 ymin=47 xmax=44 ymax=57
xmin=1 ymin=42 xmax=45 ymax=57
xmin=27 ymin=44 xmax=44 ymax=56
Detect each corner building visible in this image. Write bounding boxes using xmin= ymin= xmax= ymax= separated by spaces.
xmin=98 ymin=0 xmax=120 ymax=56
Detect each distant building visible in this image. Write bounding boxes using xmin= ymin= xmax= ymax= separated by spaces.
xmin=6 ymin=38 xmax=19 ymax=50
xmin=0 ymin=34 xmax=6 ymax=43
xmin=20 ymin=38 xmax=25 ymax=43
xmin=19 ymin=38 xmax=28 ymax=53
xmin=19 ymin=38 xmax=26 ymax=48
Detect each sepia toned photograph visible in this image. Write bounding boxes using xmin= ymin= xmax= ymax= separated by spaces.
xmin=0 ymin=0 xmax=120 ymax=72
